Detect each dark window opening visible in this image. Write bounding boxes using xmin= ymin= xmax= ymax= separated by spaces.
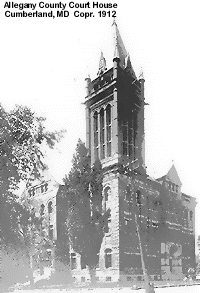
xmin=71 ymin=253 xmax=77 ymax=270
xmin=106 ymin=104 xmax=111 ymax=157
xmin=48 ymin=201 xmax=53 ymax=214
xmin=40 ymin=204 xmax=45 ymax=217
xmin=94 ymin=111 xmax=99 ymax=160
xmin=105 ymin=249 xmax=112 ymax=268
xmin=100 ymin=109 xmax=105 ymax=159
xmin=81 ymin=256 xmax=86 ymax=270
xmin=136 ymin=190 xmax=141 ymax=206
xmin=49 ymin=224 xmax=53 ymax=239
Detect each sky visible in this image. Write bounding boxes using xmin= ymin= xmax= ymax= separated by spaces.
xmin=1 ymin=1 xmax=200 ymax=249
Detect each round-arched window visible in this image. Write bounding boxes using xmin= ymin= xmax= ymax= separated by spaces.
xmin=48 ymin=201 xmax=53 ymax=214
xmin=104 ymin=186 xmax=111 ymax=209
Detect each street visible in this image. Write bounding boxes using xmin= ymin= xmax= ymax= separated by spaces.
xmin=9 ymin=284 xmax=200 ymax=293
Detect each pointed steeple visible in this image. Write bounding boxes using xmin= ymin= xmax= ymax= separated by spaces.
xmin=112 ymin=19 xmax=127 ymax=69
xmin=97 ymin=51 xmax=107 ymax=76
xmin=166 ymin=164 xmax=182 ymax=187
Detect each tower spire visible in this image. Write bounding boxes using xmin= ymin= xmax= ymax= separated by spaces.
xmin=112 ymin=19 xmax=127 ymax=68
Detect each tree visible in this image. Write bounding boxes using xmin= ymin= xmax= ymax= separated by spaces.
xmin=196 ymin=236 xmax=200 ymax=276
xmin=0 ymin=104 xmax=65 ymax=287
xmin=63 ymin=140 xmax=110 ymax=284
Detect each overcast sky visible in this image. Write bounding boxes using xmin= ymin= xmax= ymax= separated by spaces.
xmin=1 ymin=0 xmax=200 ymax=247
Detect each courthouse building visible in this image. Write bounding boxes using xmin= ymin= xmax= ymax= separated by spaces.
xmin=70 ymin=20 xmax=197 ymax=283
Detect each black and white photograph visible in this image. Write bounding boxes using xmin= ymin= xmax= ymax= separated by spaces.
xmin=1 ymin=1 xmax=200 ymax=292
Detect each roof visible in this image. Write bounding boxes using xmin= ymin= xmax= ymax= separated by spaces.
xmin=166 ymin=164 xmax=182 ymax=186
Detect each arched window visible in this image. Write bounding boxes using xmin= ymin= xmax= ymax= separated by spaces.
xmin=105 ymin=249 xmax=112 ymax=268
xmin=40 ymin=204 xmax=45 ymax=217
xmin=100 ymin=108 xmax=105 ymax=159
xmin=48 ymin=201 xmax=53 ymax=214
xmin=106 ymin=104 xmax=111 ymax=157
xmin=94 ymin=111 xmax=99 ymax=160
xmin=104 ymin=187 xmax=111 ymax=210
xmin=189 ymin=211 xmax=193 ymax=221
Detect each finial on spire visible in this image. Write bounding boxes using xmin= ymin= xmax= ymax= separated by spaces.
xmin=97 ymin=51 xmax=107 ymax=76
xmin=112 ymin=16 xmax=117 ymax=26
xmin=139 ymin=67 xmax=145 ymax=81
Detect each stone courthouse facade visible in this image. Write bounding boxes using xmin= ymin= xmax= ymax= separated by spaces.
xmin=71 ymin=20 xmax=197 ymax=283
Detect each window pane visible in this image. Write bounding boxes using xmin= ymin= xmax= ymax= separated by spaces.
xmin=94 ymin=132 xmax=98 ymax=147
xmin=71 ymin=254 xmax=77 ymax=270
xmin=107 ymin=142 xmax=111 ymax=157
xmin=105 ymin=249 xmax=112 ymax=268
xmin=100 ymin=109 xmax=104 ymax=130
xmin=100 ymin=128 xmax=104 ymax=144
xmin=101 ymin=144 xmax=105 ymax=159
xmin=128 ymin=144 xmax=132 ymax=157
xmin=94 ymin=147 xmax=98 ymax=160
xmin=49 ymin=225 xmax=53 ymax=239
xmin=106 ymin=105 xmax=111 ymax=125
xmin=48 ymin=201 xmax=53 ymax=213
xmin=107 ymin=125 xmax=111 ymax=141
xmin=94 ymin=112 xmax=98 ymax=131
xmin=123 ymin=142 xmax=128 ymax=156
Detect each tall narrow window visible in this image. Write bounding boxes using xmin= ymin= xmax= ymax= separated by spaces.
xmin=40 ymin=204 xmax=45 ymax=217
xmin=49 ymin=224 xmax=53 ymax=239
xmin=48 ymin=201 xmax=53 ymax=214
xmin=105 ymin=249 xmax=112 ymax=268
xmin=100 ymin=108 xmax=105 ymax=159
xmin=189 ymin=211 xmax=193 ymax=221
xmin=106 ymin=104 xmax=111 ymax=157
xmin=71 ymin=253 xmax=77 ymax=270
xmin=104 ymin=187 xmax=111 ymax=211
xmin=94 ymin=111 xmax=99 ymax=160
